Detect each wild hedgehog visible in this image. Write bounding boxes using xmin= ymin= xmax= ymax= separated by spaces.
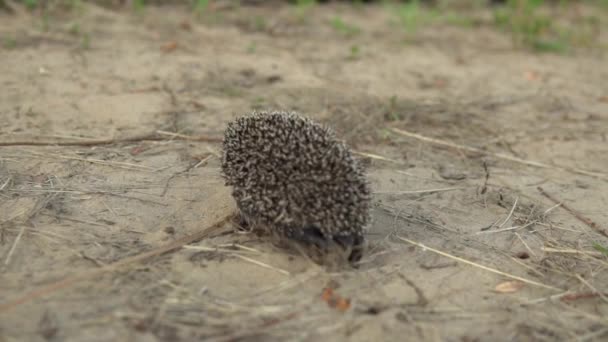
xmin=221 ymin=110 xmax=371 ymax=265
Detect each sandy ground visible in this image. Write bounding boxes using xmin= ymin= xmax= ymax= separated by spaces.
xmin=1 ymin=2 xmax=608 ymax=341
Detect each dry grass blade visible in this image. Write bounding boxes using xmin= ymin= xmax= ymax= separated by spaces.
xmin=352 ymin=151 xmax=403 ymax=164
xmin=0 ymin=213 xmax=232 ymax=313
xmin=374 ymin=187 xmax=465 ymax=195
xmin=0 ymin=176 xmax=12 ymax=191
xmin=499 ymin=197 xmax=518 ymax=228
xmin=538 ymin=187 xmax=608 ymax=238
xmin=0 ymin=209 xmax=27 ymax=225
xmin=476 ymin=222 xmax=536 ymax=235
xmin=0 ymin=133 xmax=222 ymax=147
xmin=541 ymin=247 xmax=604 ymax=257
xmin=575 ymin=274 xmax=608 ymax=304
xmin=24 ymin=151 xmax=155 ymax=171
xmin=396 ymin=236 xmax=562 ymax=291
xmin=4 ymin=224 xmax=27 ymax=266
xmin=514 ymin=232 xmax=536 ymax=257
xmin=231 ymin=254 xmax=291 ymax=276
xmin=390 ymin=128 xmax=608 ymax=180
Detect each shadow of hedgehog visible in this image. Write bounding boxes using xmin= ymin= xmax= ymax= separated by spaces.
xmin=221 ymin=110 xmax=371 ymax=266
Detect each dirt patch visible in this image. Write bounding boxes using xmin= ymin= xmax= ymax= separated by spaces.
xmin=1 ymin=2 xmax=608 ymax=341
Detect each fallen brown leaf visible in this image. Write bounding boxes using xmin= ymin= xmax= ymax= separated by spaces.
xmin=495 ymin=280 xmax=524 ymax=293
xmin=161 ymin=41 xmax=178 ymax=53
xmin=524 ymin=71 xmax=540 ymax=81
xmin=320 ymin=287 xmax=351 ymax=312
xmin=321 ymin=287 xmax=334 ymax=302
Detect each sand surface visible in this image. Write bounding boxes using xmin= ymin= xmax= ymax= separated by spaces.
xmin=1 ymin=2 xmax=608 ymax=341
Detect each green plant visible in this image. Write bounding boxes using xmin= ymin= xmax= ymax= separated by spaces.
xmin=593 ymin=243 xmax=608 ymax=257
xmin=65 ymin=0 xmax=83 ymax=12
xmin=68 ymin=22 xmax=80 ymax=35
xmin=23 ymin=0 xmax=37 ymax=9
xmin=493 ymin=0 xmax=568 ymax=52
xmin=330 ymin=17 xmax=360 ymax=36
xmin=397 ymin=0 xmax=422 ymax=32
xmin=348 ymin=45 xmax=360 ymax=60
xmin=40 ymin=13 xmax=50 ymax=31
xmin=383 ymin=95 xmax=404 ymax=121
xmin=294 ymin=0 xmax=316 ymax=19
xmin=133 ymin=0 xmax=145 ymax=13
xmin=253 ymin=16 xmax=267 ymax=31
xmin=441 ymin=13 xmax=475 ymax=28
xmin=296 ymin=0 xmax=316 ymax=10
xmin=246 ymin=42 xmax=257 ymax=54
xmin=194 ymin=0 xmax=209 ymax=15
xmin=3 ymin=36 xmax=17 ymax=49
xmin=80 ymin=32 xmax=90 ymax=49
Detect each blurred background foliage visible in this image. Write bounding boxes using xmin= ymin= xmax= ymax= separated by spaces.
xmin=1 ymin=0 xmax=606 ymax=53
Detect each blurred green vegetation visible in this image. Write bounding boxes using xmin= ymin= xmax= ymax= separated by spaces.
xmin=2 ymin=0 xmax=606 ymax=53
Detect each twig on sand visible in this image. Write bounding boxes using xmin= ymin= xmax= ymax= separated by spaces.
xmin=0 ymin=213 xmax=233 ymax=313
xmin=23 ymin=151 xmax=156 ymax=171
xmin=498 ymin=196 xmax=518 ymax=228
xmin=374 ymin=187 xmax=465 ymax=195
xmin=560 ymin=291 xmax=608 ymax=302
xmin=514 ymin=232 xmax=536 ymax=257
xmin=575 ymin=274 xmax=608 ymax=304
xmin=0 ymin=132 xmax=222 ymax=147
xmin=3 ymin=224 xmax=27 ymax=266
xmin=231 ymin=254 xmax=290 ymax=276
xmin=390 ymin=128 xmax=608 ymax=180
xmin=396 ymin=235 xmax=562 ymax=291
xmin=541 ymin=247 xmax=604 ymax=257
xmin=352 ymin=151 xmax=403 ymax=164
xmin=537 ymin=187 xmax=608 ymax=238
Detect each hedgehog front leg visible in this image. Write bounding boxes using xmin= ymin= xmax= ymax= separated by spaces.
xmin=333 ymin=232 xmax=365 ymax=264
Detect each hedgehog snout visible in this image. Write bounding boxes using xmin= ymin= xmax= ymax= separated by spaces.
xmin=290 ymin=225 xmax=328 ymax=250
xmin=290 ymin=225 xmax=364 ymax=264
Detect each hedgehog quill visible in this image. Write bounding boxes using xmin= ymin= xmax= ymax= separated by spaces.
xmin=221 ymin=111 xmax=371 ymax=265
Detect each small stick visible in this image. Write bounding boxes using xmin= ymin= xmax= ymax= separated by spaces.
xmin=396 ymin=235 xmax=562 ymax=291
xmin=231 ymin=254 xmax=290 ymax=276
xmin=499 ymin=196 xmax=518 ymax=228
xmin=537 ymin=187 xmax=608 ymax=238
xmin=0 ymin=133 xmax=222 ymax=147
xmin=0 ymin=209 xmax=27 ymax=225
xmin=541 ymin=247 xmax=604 ymax=257
xmin=575 ymin=274 xmax=608 ymax=303
xmin=514 ymin=232 xmax=536 ymax=257
xmin=352 ymin=151 xmax=403 ymax=164
xmin=182 ymin=245 xmax=256 ymax=254
xmin=374 ymin=187 xmax=465 ymax=195
xmin=0 ymin=177 xmax=12 ymax=191
xmin=476 ymin=221 xmax=536 ymax=235
xmin=0 ymin=213 xmax=232 ymax=313
xmin=4 ymin=224 xmax=27 ymax=266
xmin=560 ymin=292 xmax=608 ymax=302
xmin=193 ymin=155 xmax=213 ymax=169
xmin=217 ymin=243 xmax=262 ymax=253
xmin=542 ymin=202 xmax=563 ymax=217
xmin=390 ymin=128 xmax=608 ymax=180
xmin=26 ymin=152 xmax=155 ymax=171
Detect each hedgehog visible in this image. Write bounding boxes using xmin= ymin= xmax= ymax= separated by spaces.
xmin=221 ymin=110 xmax=371 ymax=265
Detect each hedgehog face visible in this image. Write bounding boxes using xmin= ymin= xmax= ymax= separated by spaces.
xmin=284 ymin=225 xmax=365 ymax=265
